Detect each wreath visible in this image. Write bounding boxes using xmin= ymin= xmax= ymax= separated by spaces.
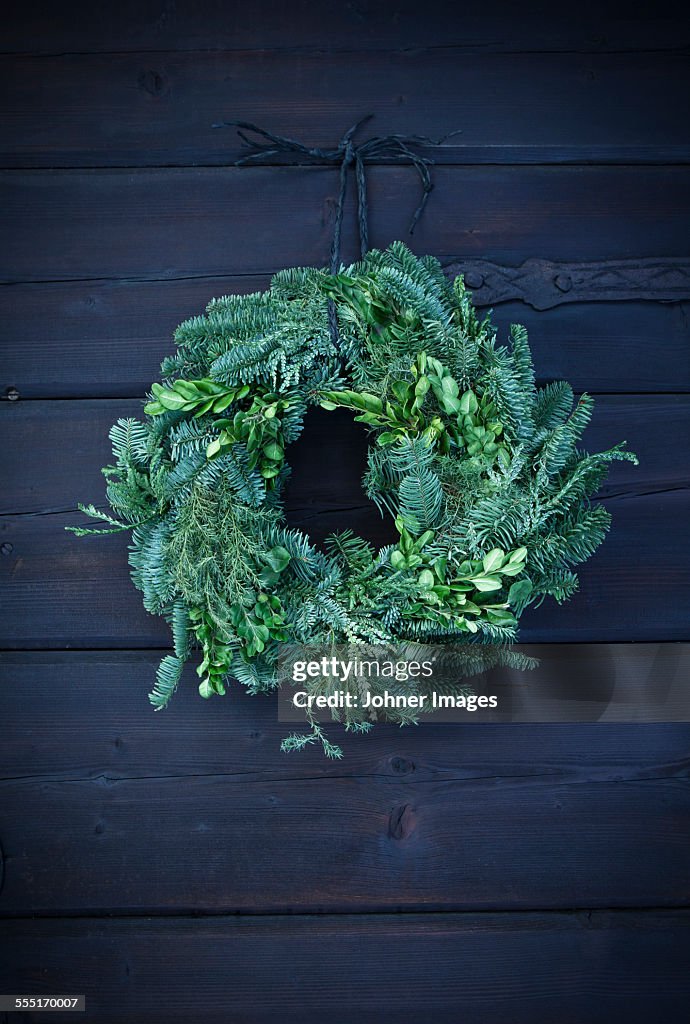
xmin=70 ymin=242 xmax=636 ymax=755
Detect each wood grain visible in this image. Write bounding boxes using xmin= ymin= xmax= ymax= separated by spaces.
xmin=0 ymin=653 xmax=688 ymax=915
xmin=3 ymin=649 xmax=689 ymax=779
xmin=2 ymin=9 xmax=689 ymax=1017
xmin=1 ymin=913 xmax=689 ymax=1023
xmin=3 ymin=279 xmax=689 ymax=398
xmin=0 ymin=759 xmax=688 ymax=914
xmin=1 ymin=488 xmax=687 ymax=648
xmin=4 ymin=0 xmax=689 ymax=53
xmin=1 ymin=396 xmax=683 ymax=515
xmin=3 ymin=51 xmax=690 ymax=167
xmin=1 ymin=397 xmax=687 ymax=646
xmin=3 ymin=166 xmax=690 ymax=284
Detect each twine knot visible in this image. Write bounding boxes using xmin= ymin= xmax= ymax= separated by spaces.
xmin=213 ymin=115 xmax=459 ymax=273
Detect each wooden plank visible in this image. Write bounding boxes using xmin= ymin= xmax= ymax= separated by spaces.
xmin=2 ymin=396 xmax=684 ymax=515
xmin=1 ymin=913 xmax=690 ymax=1024
xmin=3 ymin=51 xmax=690 ymax=167
xmin=3 ymin=278 xmax=688 ymax=398
xmin=0 ymin=496 xmax=687 ymax=646
xmin=1 ymin=489 xmax=686 ymax=646
xmin=3 ymin=1 xmax=689 ymax=54
xmin=0 ymin=397 xmax=687 ymax=646
xmin=1 ymin=650 xmax=687 ymax=916
xmin=3 ymin=649 xmax=689 ymax=779
xmin=0 ymin=723 xmax=687 ymax=912
xmin=2 ymin=166 xmax=690 ymax=284
xmin=0 ymin=651 xmax=688 ymax=914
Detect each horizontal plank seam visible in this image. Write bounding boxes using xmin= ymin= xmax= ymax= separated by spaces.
xmin=5 ymin=387 xmax=687 ymax=399
xmin=1 ymin=905 xmax=689 ymax=922
xmin=3 ymin=274 xmax=690 ymax=294
xmin=0 ymin=647 xmax=179 ymax=655
xmin=4 ymin=162 xmax=690 ymax=178
xmin=3 ymin=158 xmax=690 ymax=171
xmin=2 ymin=485 xmax=688 ymax=520
xmin=2 ymin=762 xmax=688 ymax=786
xmin=5 ymin=641 xmax=679 ymax=655
xmin=2 ymin=44 xmax=690 ymax=58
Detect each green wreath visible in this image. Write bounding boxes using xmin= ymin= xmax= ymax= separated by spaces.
xmin=69 ymin=242 xmax=637 ymax=754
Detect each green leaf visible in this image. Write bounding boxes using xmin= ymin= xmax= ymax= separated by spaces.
xmin=258 ymin=567 xmax=280 ymax=587
xmin=482 ymin=548 xmax=505 ymax=574
xmin=431 ymin=555 xmax=447 ymax=581
xmin=265 ymin=545 xmax=291 ymax=573
xmin=392 ymin=380 xmax=411 ymax=403
xmin=498 ymin=562 xmax=524 ymax=577
xmin=508 ymin=579 xmax=533 ymax=608
xmin=263 ymin=442 xmax=284 ymax=461
xmin=469 ymin=575 xmax=503 ymax=592
xmin=357 ymin=393 xmax=384 ymax=413
xmin=390 ymin=550 xmax=407 ymax=571
xmin=508 ymin=547 xmax=528 ymax=564
xmin=158 ymin=391 xmax=190 ymax=410
xmin=486 ymin=608 xmax=516 ymax=626
xmin=193 ymin=398 xmax=216 ymax=417
xmin=459 ymin=390 xmax=478 ymax=415
xmin=418 ymin=569 xmax=435 ymax=590
xmin=172 ymin=380 xmax=200 ymax=399
xmin=442 ymin=376 xmax=459 ymax=399
xmin=212 ymin=394 xmax=236 ymax=413
xmin=328 ymin=390 xmax=382 ymax=414
xmin=440 ymin=395 xmax=462 ymax=415
xmin=449 ymin=581 xmax=473 ymax=593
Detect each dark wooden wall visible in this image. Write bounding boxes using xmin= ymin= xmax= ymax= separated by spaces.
xmin=1 ymin=3 xmax=689 ymax=1021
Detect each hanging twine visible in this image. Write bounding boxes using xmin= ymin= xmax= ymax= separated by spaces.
xmin=213 ymin=116 xmax=459 ymax=341
xmin=213 ymin=116 xmax=459 ymax=271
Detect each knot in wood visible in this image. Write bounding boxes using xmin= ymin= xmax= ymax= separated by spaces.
xmin=138 ymin=69 xmax=168 ymax=97
xmin=390 ymin=756 xmax=415 ymax=775
xmin=388 ymin=803 xmax=415 ymax=840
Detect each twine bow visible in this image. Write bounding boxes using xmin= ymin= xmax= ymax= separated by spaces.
xmin=213 ymin=116 xmax=459 ymax=272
